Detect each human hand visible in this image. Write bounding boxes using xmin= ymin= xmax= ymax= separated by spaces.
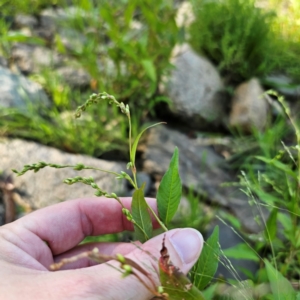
xmin=0 ymin=197 xmax=203 ymax=299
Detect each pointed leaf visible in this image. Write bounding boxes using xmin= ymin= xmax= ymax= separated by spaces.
xmin=157 ymin=147 xmax=182 ymax=225
xmin=131 ymin=183 xmax=152 ymax=242
xmin=223 ymin=243 xmax=259 ymax=262
xmin=141 ymin=59 xmax=157 ymax=83
xmin=255 ymin=156 xmax=297 ymax=178
xmin=130 ymin=122 xmax=165 ymax=166
xmin=265 ymin=259 xmax=296 ymax=300
xmin=265 ymin=208 xmax=278 ymax=241
xmin=191 ymin=226 xmax=220 ymax=290
xmin=159 ymin=236 xmax=205 ymax=300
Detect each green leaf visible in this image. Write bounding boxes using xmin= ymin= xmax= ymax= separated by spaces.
xmin=130 ymin=122 xmax=165 ymax=167
xmin=223 ymin=243 xmax=259 ymax=262
xmin=157 ymin=147 xmax=182 ymax=225
xmin=265 ymin=259 xmax=296 ymax=300
xmin=277 ymin=212 xmax=292 ymax=232
xmin=202 ymin=283 xmax=218 ymax=300
xmin=141 ymin=59 xmax=157 ymax=83
xmin=255 ymin=156 xmax=297 ymax=178
xmin=191 ymin=226 xmax=220 ymax=290
xmin=131 ymin=183 xmax=152 ymax=242
xmin=265 ymin=208 xmax=278 ymax=242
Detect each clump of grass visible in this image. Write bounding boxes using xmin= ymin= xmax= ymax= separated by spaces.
xmin=189 ymin=0 xmax=277 ymax=82
xmin=0 ymin=1 xmax=178 ymax=157
xmin=212 ymin=91 xmax=300 ymax=298
xmin=188 ymin=0 xmax=300 ymax=83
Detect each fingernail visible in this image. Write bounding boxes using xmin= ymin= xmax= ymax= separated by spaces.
xmin=169 ymin=228 xmax=203 ymax=264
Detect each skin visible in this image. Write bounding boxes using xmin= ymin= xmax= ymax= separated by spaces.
xmin=0 ymin=197 xmax=203 ymax=300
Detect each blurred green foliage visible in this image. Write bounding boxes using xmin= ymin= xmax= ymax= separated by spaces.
xmin=188 ymin=0 xmax=300 ymax=82
xmin=0 ymin=0 xmax=178 ymax=156
xmin=0 ymin=0 xmax=300 ymax=297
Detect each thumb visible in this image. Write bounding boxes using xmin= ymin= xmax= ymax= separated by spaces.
xmin=124 ymin=228 xmax=204 ymax=298
xmin=80 ymin=228 xmax=203 ymax=300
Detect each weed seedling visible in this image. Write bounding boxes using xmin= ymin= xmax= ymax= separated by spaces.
xmin=13 ymin=92 xmax=220 ymax=298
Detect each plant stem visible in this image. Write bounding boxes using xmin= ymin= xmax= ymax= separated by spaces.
xmin=81 ymin=166 xmax=120 ymax=177
xmin=81 ymin=166 xmax=136 ymax=187
xmin=147 ymin=204 xmax=168 ymax=232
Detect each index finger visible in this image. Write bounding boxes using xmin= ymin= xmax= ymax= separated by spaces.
xmin=15 ymin=197 xmax=158 ymax=255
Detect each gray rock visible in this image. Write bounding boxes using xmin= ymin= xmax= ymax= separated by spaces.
xmin=56 ymin=66 xmax=91 ymax=88
xmin=142 ymin=125 xmax=266 ymax=233
xmin=0 ymin=66 xmax=50 ymax=109
xmin=39 ymin=7 xmax=63 ymax=30
xmin=265 ymin=74 xmax=300 ymax=99
xmin=229 ymin=78 xmax=269 ymax=132
xmin=0 ymin=56 xmax=8 ymax=68
xmin=58 ymin=27 xmax=87 ymax=53
xmin=11 ymin=43 xmax=64 ymax=74
xmin=14 ymin=14 xmax=38 ymax=29
xmin=38 ymin=7 xmax=82 ymax=41
xmin=0 ymin=138 xmax=128 ymax=209
xmin=40 ymin=6 xmax=95 ymax=29
xmin=163 ymin=44 xmax=226 ymax=130
xmin=33 ymin=27 xmax=55 ymax=42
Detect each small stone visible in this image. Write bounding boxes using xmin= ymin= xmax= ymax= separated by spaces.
xmin=229 ymin=78 xmax=269 ymax=132
xmin=0 ymin=66 xmax=50 ymax=110
xmin=14 ymin=14 xmax=38 ymax=29
xmin=56 ymin=66 xmax=91 ymax=89
xmin=11 ymin=43 xmax=64 ymax=74
xmin=163 ymin=43 xmax=226 ymax=130
xmin=0 ymin=56 xmax=8 ymax=68
xmin=57 ymin=27 xmax=87 ymax=53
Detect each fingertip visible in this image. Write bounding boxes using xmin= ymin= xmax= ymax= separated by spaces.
xmin=168 ymin=228 xmax=203 ymax=267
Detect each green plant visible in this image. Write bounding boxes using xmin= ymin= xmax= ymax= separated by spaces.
xmin=188 ymin=0 xmax=300 ymax=84
xmin=0 ymin=0 xmax=178 ymax=157
xmin=13 ymin=92 xmax=221 ymax=298
xmin=51 ymin=0 xmax=177 ymax=111
xmin=0 ymin=94 xmax=128 ymax=157
xmin=189 ymin=0 xmax=277 ymax=82
xmin=212 ymin=91 xmax=300 ymax=299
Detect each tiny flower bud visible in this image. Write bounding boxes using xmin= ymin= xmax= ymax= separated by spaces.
xmin=122 ymin=264 xmax=132 ymax=274
xmin=116 ymin=253 xmax=125 ymax=264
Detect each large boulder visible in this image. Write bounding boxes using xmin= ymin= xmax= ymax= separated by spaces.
xmin=0 ymin=66 xmax=50 ymax=109
xmin=0 ymin=138 xmax=128 ymax=210
xmin=229 ymin=78 xmax=269 ymax=132
xmin=162 ymin=43 xmax=226 ymax=130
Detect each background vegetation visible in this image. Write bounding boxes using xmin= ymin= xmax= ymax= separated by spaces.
xmin=0 ymin=0 xmax=300 ymax=298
